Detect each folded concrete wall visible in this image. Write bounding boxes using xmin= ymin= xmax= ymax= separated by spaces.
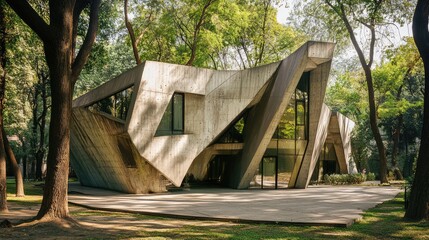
xmin=70 ymin=41 xmax=354 ymax=194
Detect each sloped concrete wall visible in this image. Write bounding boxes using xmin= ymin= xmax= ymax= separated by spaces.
xmin=70 ymin=108 xmax=165 ymax=193
xmin=127 ymin=61 xmax=280 ymax=186
xmin=336 ymin=112 xmax=357 ymax=174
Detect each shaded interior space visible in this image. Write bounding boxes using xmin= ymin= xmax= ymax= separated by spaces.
xmin=87 ymin=85 xmax=134 ymax=122
xmin=311 ymin=143 xmax=340 ymax=182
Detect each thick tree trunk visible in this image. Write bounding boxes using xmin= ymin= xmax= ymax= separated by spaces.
xmin=405 ymin=62 xmax=429 ymax=220
xmin=405 ymin=0 xmax=429 ymax=220
xmin=36 ymin=73 xmax=72 ymax=220
xmin=6 ymin=0 xmax=100 ymax=220
xmin=35 ymin=1 xmax=74 ymax=220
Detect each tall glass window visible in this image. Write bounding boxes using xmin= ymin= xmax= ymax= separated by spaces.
xmin=156 ymin=92 xmax=184 ymax=136
xmin=253 ymin=72 xmax=310 ymax=189
xmin=274 ymin=72 xmax=309 ymax=140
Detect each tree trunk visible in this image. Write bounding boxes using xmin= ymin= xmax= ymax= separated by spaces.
xmin=391 ymin=83 xmax=404 ymax=181
xmin=405 ymin=0 xmax=429 ymax=220
xmin=325 ymin=1 xmax=389 ymax=184
xmin=31 ymin=82 xmax=40 ymax=179
xmin=36 ymin=71 xmax=47 ymax=180
xmin=0 ymin=0 xmax=8 ymax=212
xmin=3 ymin=129 xmax=25 ymax=197
xmin=22 ymin=154 xmax=27 ymax=179
xmin=405 ymin=62 xmax=429 ymax=220
xmin=364 ymin=68 xmax=389 ymax=183
xmin=5 ymin=0 xmax=100 ymax=220
xmin=185 ymin=0 xmax=215 ymax=66
xmin=34 ymin=1 xmax=74 ymax=220
xmin=391 ymin=114 xmax=404 ymax=180
xmin=124 ymin=0 xmax=141 ymax=65
xmin=36 ymin=71 xmax=72 ymax=220
xmin=0 ymin=127 xmax=7 ymax=212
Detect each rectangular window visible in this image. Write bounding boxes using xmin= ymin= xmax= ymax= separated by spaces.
xmin=155 ymin=93 xmax=185 ymax=136
xmin=173 ymin=93 xmax=184 ymax=133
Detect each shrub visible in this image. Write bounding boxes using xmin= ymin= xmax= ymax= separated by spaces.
xmin=367 ymin=172 xmax=376 ymax=181
xmin=324 ymin=173 xmax=366 ymax=185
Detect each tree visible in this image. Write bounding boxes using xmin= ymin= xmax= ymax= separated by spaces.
xmin=164 ymin=0 xmax=218 ymax=66
xmin=3 ymin=128 xmax=24 ymax=196
xmin=6 ymin=0 xmax=101 ymax=220
xmin=405 ymin=0 xmax=429 ymax=220
xmin=124 ymin=0 xmax=160 ymax=65
xmin=375 ymin=39 xmax=422 ymax=180
xmin=0 ymin=0 xmax=8 ymax=212
xmin=32 ymin=62 xmax=49 ymax=180
xmin=292 ymin=0 xmax=414 ymax=183
xmin=228 ymin=0 xmax=304 ymax=69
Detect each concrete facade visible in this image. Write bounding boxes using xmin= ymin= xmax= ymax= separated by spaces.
xmin=71 ymin=41 xmax=356 ymax=193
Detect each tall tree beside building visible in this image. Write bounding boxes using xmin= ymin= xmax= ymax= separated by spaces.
xmin=291 ymin=0 xmax=414 ymax=183
xmin=405 ymin=0 xmax=429 ymax=220
xmin=5 ymin=0 xmax=101 ymax=220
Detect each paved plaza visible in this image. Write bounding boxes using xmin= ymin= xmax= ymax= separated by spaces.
xmin=68 ymin=183 xmax=401 ymax=227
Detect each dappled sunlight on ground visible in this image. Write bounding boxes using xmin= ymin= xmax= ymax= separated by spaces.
xmin=68 ymin=184 xmax=401 ymax=226
xmin=1 ymin=187 xmax=428 ymax=239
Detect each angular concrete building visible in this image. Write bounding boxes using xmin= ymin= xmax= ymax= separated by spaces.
xmin=71 ymin=41 xmax=356 ymax=193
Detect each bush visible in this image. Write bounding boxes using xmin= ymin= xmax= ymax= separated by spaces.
xmin=367 ymin=172 xmax=376 ymax=181
xmin=324 ymin=173 xmax=366 ymax=185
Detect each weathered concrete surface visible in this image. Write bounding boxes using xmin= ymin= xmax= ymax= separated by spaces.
xmin=71 ymin=41 xmax=341 ymax=193
xmin=231 ymin=42 xmax=335 ymax=189
xmin=312 ymin=107 xmax=357 ymax=181
xmin=292 ymin=61 xmax=333 ymax=189
xmin=335 ymin=111 xmax=357 ymax=173
xmin=68 ymin=183 xmax=401 ymax=227
xmin=70 ymin=108 xmax=166 ymax=193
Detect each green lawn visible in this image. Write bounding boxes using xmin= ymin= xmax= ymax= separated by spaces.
xmin=5 ymin=179 xmax=429 ymax=239
xmin=6 ymin=178 xmax=43 ymax=205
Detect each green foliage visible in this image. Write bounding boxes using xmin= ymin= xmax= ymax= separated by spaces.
xmin=367 ymin=172 xmax=376 ymax=181
xmin=324 ymin=173 xmax=367 ymax=185
xmin=325 ymin=37 xmax=424 ymax=178
xmin=290 ymin=0 xmax=414 ymax=51
xmin=119 ymin=0 xmax=306 ymax=69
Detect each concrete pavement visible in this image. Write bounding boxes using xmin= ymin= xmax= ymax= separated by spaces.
xmin=68 ymin=183 xmax=401 ymax=227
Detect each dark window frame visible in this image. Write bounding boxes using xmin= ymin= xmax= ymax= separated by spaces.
xmin=172 ymin=93 xmax=185 ymax=134
xmin=155 ymin=92 xmax=185 ymax=136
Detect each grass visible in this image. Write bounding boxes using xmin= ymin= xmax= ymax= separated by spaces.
xmin=4 ymin=180 xmax=429 ymax=239
xmin=6 ymin=178 xmax=43 ymax=204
